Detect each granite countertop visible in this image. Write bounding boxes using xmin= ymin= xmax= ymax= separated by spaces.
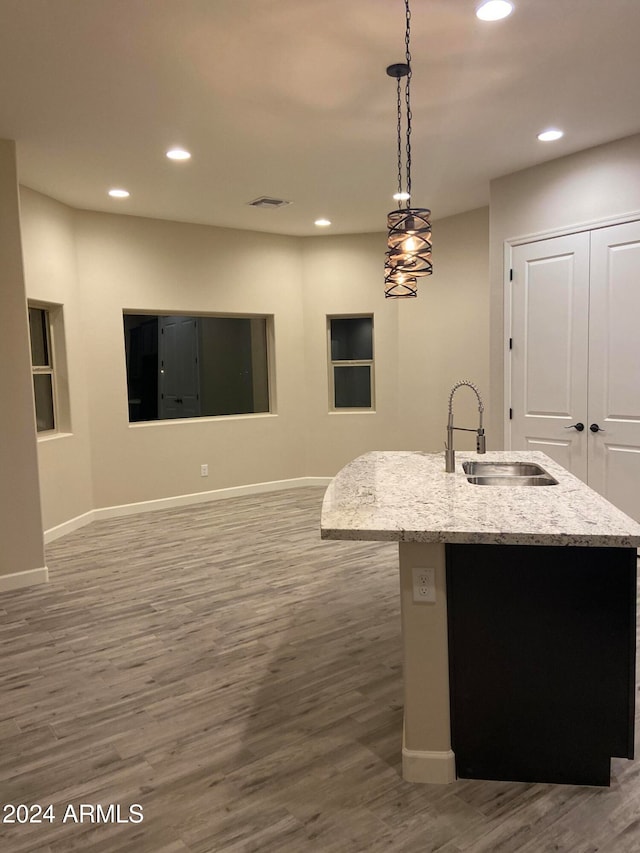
xmin=320 ymin=450 xmax=640 ymax=548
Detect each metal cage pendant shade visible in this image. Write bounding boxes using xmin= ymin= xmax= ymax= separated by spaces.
xmin=387 ymin=208 xmax=432 ymax=273
xmin=384 ymin=263 xmax=418 ymax=298
xmin=384 ymin=0 xmax=433 ymax=298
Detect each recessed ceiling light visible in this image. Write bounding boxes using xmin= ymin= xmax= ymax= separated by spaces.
xmin=108 ymin=188 xmax=130 ymax=198
xmin=537 ymin=128 xmax=564 ymax=142
xmin=314 ymin=218 xmax=331 ymax=227
xmin=166 ymin=148 xmax=191 ymax=161
xmin=476 ymin=1 xmax=514 ymax=21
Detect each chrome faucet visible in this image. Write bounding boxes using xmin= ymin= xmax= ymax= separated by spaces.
xmin=445 ymin=380 xmax=486 ymax=472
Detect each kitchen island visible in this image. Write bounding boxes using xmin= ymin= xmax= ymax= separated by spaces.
xmin=321 ymin=450 xmax=640 ymax=786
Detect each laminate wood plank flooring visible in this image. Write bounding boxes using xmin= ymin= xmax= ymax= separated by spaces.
xmin=1 ymin=487 xmax=639 ymax=852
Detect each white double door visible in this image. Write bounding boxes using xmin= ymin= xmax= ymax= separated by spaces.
xmin=509 ymin=220 xmax=640 ymax=522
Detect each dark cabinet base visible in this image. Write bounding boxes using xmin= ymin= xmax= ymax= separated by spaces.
xmin=446 ymin=544 xmax=636 ymax=786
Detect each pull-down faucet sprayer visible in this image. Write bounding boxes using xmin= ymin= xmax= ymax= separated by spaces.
xmin=445 ymin=380 xmax=486 ymax=473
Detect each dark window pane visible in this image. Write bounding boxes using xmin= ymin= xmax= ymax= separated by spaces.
xmin=199 ymin=317 xmax=256 ymax=416
xmin=123 ymin=315 xmax=159 ymax=421
xmin=334 ymin=365 xmax=371 ymax=408
xmin=123 ymin=313 xmax=270 ymax=422
xmin=29 ymin=308 xmax=50 ymax=366
xmin=330 ymin=317 xmax=372 ymax=361
xmin=33 ymin=374 xmax=55 ymax=431
xmin=249 ymin=318 xmax=270 ymax=414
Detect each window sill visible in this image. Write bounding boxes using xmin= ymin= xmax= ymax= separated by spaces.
xmin=329 ymin=409 xmax=377 ymax=415
xmin=128 ymin=412 xmax=277 ymax=428
xmin=37 ymin=431 xmax=74 ymax=442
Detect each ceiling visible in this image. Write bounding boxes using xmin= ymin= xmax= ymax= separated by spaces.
xmin=1 ymin=0 xmax=639 ymax=237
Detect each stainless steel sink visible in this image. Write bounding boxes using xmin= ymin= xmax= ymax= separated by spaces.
xmin=466 ymin=475 xmax=558 ymax=487
xmin=463 ymin=461 xmax=548 ymax=476
xmin=462 ymin=460 xmax=558 ymax=486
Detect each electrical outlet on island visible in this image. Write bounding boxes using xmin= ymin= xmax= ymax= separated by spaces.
xmin=411 ymin=567 xmax=436 ymax=603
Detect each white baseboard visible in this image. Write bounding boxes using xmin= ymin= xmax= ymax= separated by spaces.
xmin=44 ymin=477 xmax=332 ymax=544
xmin=0 ymin=566 xmax=49 ymax=592
xmin=45 ymin=510 xmax=96 ymax=543
xmin=402 ymin=740 xmax=456 ymax=784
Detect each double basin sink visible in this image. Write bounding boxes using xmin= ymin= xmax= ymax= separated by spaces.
xmin=462 ymin=460 xmax=558 ymax=487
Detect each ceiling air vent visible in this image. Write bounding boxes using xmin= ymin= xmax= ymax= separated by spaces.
xmin=247 ymin=196 xmax=291 ymax=209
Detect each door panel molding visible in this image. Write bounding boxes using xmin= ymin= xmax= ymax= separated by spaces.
xmin=503 ymin=212 xmax=640 ymax=448
xmin=507 ymin=217 xmax=640 ymax=522
xmin=587 ymin=221 xmax=640 ymax=518
xmin=509 ymin=233 xmax=589 ymax=483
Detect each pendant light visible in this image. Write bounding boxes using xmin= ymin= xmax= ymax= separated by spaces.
xmin=384 ymin=0 xmax=432 ymax=298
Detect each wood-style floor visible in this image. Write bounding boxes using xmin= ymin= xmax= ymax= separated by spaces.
xmin=1 ymin=487 xmax=639 ymax=853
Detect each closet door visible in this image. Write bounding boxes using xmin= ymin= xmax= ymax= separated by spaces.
xmin=588 ymin=221 xmax=640 ymax=523
xmin=510 ymin=234 xmax=590 ymax=482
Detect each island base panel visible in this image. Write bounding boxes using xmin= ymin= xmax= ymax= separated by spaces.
xmin=399 ymin=542 xmax=455 ymax=783
xmin=446 ymin=544 xmax=636 ymax=787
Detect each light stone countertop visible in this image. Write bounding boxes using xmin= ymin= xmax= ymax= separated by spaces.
xmin=320 ymin=450 xmax=640 ymax=548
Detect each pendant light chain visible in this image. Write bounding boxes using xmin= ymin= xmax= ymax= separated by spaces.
xmin=404 ymin=0 xmax=412 ymax=200
xmin=396 ymin=76 xmax=403 ymax=208
xmin=384 ymin=0 xmax=432 ymax=298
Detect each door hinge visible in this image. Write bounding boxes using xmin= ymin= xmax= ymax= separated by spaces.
xmin=509 ymin=407 xmax=513 ymax=420
xmin=509 ymin=337 xmax=513 ymax=350
xmin=509 ymin=268 xmax=513 ymax=281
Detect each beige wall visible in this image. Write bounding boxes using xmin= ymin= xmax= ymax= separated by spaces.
xmin=397 ymin=207 xmax=490 ymax=452
xmin=19 ymin=188 xmax=94 ymax=530
xmin=300 ymin=209 xmax=490 ymax=475
xmin=73 ymin=210 xmax=307 ymax=509
xmin=18 ymin=188 xmax=489 ymax=529
xmin=0 ymin=142 xmax=45 ymax=579
xmin=489 ymin=133 xmax=640 ymax=445
xmin=300 ymin=232 xmax=401 ymax=475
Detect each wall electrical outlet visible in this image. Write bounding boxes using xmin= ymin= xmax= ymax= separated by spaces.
xmin=412 ymin=567 xmax=436 ymax=603
xmin=200 ymin=464 xmax=208 ymax=477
